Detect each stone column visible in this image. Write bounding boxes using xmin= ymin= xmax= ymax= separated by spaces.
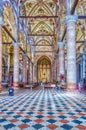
xmin=56 ymin=54 xmax=59 ymax=81
xmin=53 ymin=61 xmax=55 ymax=82
xmin=33 ymin=64 xmax=37 ymax=83
xmin=66 ymin=15 xmax=78 ymax=89
xmin=30 ymin=62 xmax=33 ymax=84
xmin=0 ymin=1 xmax=3 ymax=91
xmin=54 ymin=60 xmax=57 ymax=82
xmin=26 ymin=61 xmax=29 ymax=84
xmin=27 ymin=61 xmax=30 ymax=84
xmin=0 ymin=20 xmax=3 ymax=91
xmin=58 ymin=42 xmax=65 ymax=78
xmin=23 ymin=54 xmax=27 ymax=86
xmin=53 ymin=62 xmax=55 ymax=82
xmin=55 ymin=58 xmax=57 ymax=82
xmin=13 ymin=42 xmax=19 ymax=87
xmin=7 ymin=54 xmax=10 ymax=82
xmin=51 ymin=63 xmax=53 ymax=82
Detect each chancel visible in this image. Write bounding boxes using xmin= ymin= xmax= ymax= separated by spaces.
xmin=0 ymin=0 xmax=86 ymax=130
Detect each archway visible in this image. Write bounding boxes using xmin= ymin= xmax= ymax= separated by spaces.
xmin=37 ymin=56 xmax=51 ymax=83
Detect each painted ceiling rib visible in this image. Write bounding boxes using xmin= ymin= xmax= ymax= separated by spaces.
xmin=76 ymin=41 xmax=85 ymax=43
xmin=28 ymin=34 xmax=54 ymax=36
xmin=31 ymin=44 xmax=53 ymax=46
xmin=35 ymin=51 xmax=54 ymax=53
xmin=78 ymin=16 xmax=86 ymax=19
xmin=71 ymin=0 xmax=79 ymax=14
xmin=3 ymin=26 xmax=16 ymax=42
xmin=19 ymin=16 xmax=58 ymax=19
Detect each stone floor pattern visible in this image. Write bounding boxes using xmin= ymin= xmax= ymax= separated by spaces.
xmin=0 ymin=88 xmax=86 ymax=130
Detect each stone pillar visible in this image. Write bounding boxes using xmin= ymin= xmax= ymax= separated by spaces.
xmin=26 ymin=58 xmax=28 ymax=84
xmin=0 ymin=20 xmax=3 ymax=91
xmin=27 ymin=61 xmax=30 ymax=84
xmin=53 ymin=62 xmax=55 ymax=82
xmin=26 ymin=61 xmax=29 ymax=84
xmin=33 ymin=64 xmax=37 ymax=83
xmin=7 ymin=54 xmax=10 ymax=82
xmin=66 ymin=15 xmax=78 ymax=89
xmin=55 ymin=59 xmax=57 ymax=81
xmin=58 ymin=42 xmax=65 ymax=78
xmin=53 ymin=61 xmax=55 ymax=82
xmin=0 ymin=7 xmax=3 ymax=91
xmin=56 ymin=54 xmax=59 ymax=81
xmin=54 ymin=59 xmax=56 ymax=82
xmin=13 ymin=42 xmax=19 ymax=87
xmin=51 ymin=63 xmax=53 ymax=82
xmin=30 ymin=62 xmax=33 ymax=84
xmin=23 ymin=54 xmax=27 ymax=86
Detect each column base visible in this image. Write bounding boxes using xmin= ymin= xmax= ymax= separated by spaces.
xmin=13 ymin=82 xmax=19 ymax=88
xmin=0 ymin=84 xmax=2 ymax=92
xmin=66 ymin=82 xmax=77 ymax=91
xmin=23 ymin=82 xmax=27 ymax=87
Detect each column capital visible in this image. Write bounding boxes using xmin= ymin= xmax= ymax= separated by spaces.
xmin=13 ymin=42 xmax=19 ymax=46
xmin=23 ymin=53 xmax=27 ymax=57
xmin=66 ymin=15 xmax=78 ymax=24
xmin=58 ymin=42 xmax=65 ymax=47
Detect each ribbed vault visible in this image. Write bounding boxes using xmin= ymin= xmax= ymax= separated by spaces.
xmin=21 ymin=0 xmax=58 ymax=58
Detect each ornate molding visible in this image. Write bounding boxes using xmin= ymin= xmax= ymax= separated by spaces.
xmin=66 ymin=15 xmax=78 ymax=24
xmin=58 ymin=42 xmax=65 ymax=47
xmin=13 ymin=42 xmax=19 ymax=46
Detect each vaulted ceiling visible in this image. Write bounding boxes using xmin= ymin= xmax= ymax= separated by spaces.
xmin=20 ymin=0 xmax=86 ymax=55
xmin=2 ymin=0 xmax=86 ymax=62
xmin=21 ymin=0 xmax=59 ymax=53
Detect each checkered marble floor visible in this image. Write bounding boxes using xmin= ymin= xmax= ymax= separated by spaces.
xmin=0 ymin=87 xmax=86 ymax=130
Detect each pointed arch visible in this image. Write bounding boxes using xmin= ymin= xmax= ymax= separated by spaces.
xmin=3 ymin=1 xmax=17 ymax=39
xmin=37 ymin=55 xmax=52 ymax=82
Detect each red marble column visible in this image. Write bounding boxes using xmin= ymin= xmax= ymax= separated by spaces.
xmin=23 ymin=54 xmax=27 ymax=86
xmin=13 ymin=43 xmax=19 ymax=87
xmin=55 ymin=59 xmax=57 ymax=81
xmin=30 ymin=62 xmax=33 ymax=84
xmin=66 ymin=15 xmax=78 ymax=90
xmin=33 ymin=64 xmax=37 ymax=83
xmin=56 ymin=54 xmax=59 ymax=81
xmin=53 ymin=61 xmax=56 ymax=82
xmin=58 ymin=42 xmax=65 ymax=78
xmin=0 ymin=21 xmax=3 ymax=91
xmin=51 ymin=63 xmax=53 ymax=83
xmin=27 ymin=62 xmax=30 ymax=84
